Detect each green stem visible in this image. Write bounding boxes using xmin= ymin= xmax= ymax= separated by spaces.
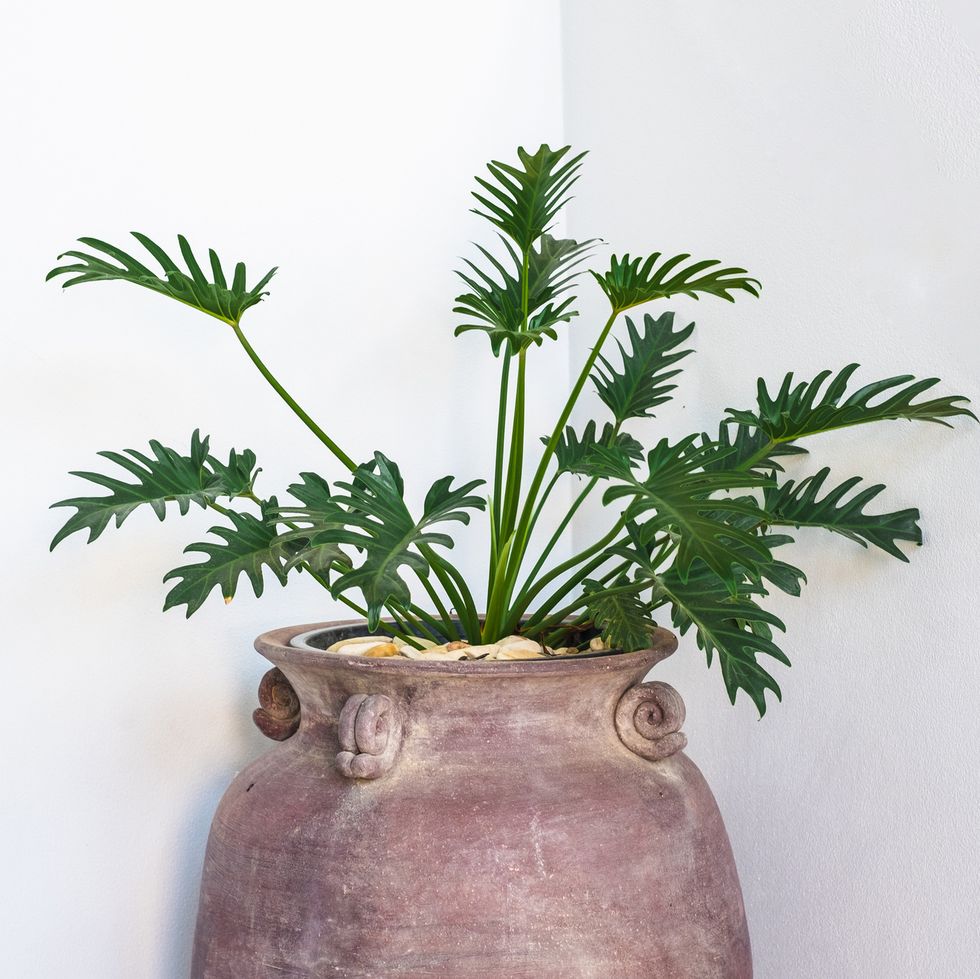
xmin=526 ymin=472 xmax=560 ymax=541
xmin=543 ymin=613 xmax=592 ymax=649
xmin=407 ymin=603 xmax=452 ymax=643
xmin=307 ymin=568 xmax=423 ymax=649
xmin=520 ymin=550 xmax=614 ymax=634
xmin=490 ymin=309 xmax=621 ymax=623
xmin=491 ymin=353 xmax=513 ymax=541
xmin=228 ymin=331 xmax=477 ymax=636
xmin=532 ymin=577 xmax=657 ymax=636
xmin=505 ymin=514 xmax=627 ymax=633
xmin=389 ymin=602 xmax=442 ymax=645
xmin=499 ymin=347 xmax=527 ymax=540
xmin=416 ymin=570 xmax=458 ymax=637
xmin=231 ymin=323 xmax=356 ymax=471
xmin=481 ymin=532 xmax=515 ymax=641
xmin=499 ymin=246 xmax=531 ymax=536
xmin=521 ymin=475 xmax=597 ymax=592
xmin=417 ymin=543 xmax=480 ymax=640
xmin=516 ymin=310 xmax=619 ymax=535
xmin=516 ymin=416 xmax=621 ymax=597
xmin=385 ymin=603 xmax=421 ymax=642
xmin=440 ymin=556 xmax=482 ymax=639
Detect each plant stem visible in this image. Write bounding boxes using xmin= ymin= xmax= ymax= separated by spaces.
xmin=526 ymin=472 xmax=560 ymax=542
xmin=491 ymin=352 xmax=512 ymax=542
xmin=521 ymin=475 xmax=596 ymax=590
xmin=515 ymin=309 xmax=619 ymax=535
xmin=231 ymin=323 xmax=357 ymax=472
xmin=406 ymin=603 xmax=452 ymax=643
xmin=519 ymin=418 xmax=622 ymax=595
xmin=532 ymin=577 xmax=657 ymax=636
xmin=389 ymin=601 xmax=442 ymax=645
xmin=440 ymin=556 xmax=482 ymax=638
xmin=499 ymin=347 xmax=527 ymax=540
xmin=544 ymin=612 xmax=592 ymax=649
xmin=417 ymin=543 xmax=480 ymax=640
xmin=489 ymin=309 xmax=621 ymax=624
xmin=505 ymin=513 xmax=627 ymax=633
xmin=228 ymin=327 xmax=475 ymax=633
xmin=481 ymin=532 xmax=515 ymax=640
xmin=415 ymin=570 xmax=458 ymax=637
xmin=520 ymin=550 xmax=613 ymax=634
xmin=497 ymin=245 xmax=531 ymax=551
xmin=307 ymin=568 xmax=423 ymax=648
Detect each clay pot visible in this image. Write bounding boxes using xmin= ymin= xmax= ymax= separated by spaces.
xmin=191 ymin=620 xmax=752 ymax=978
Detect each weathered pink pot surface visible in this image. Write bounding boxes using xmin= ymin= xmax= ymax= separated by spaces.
xmin=191 ymin=620 xmax=752 ymax=978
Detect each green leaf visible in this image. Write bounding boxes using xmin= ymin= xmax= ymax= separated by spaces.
xmin=46 ymin=232 xmax=276 ymax=326
xmin=701 ymin=422 xmax=808 ymax=474
xmin=163 ymin=503 xmax=291 ymax=617
xmin=454 ymin=234 xmax=595 ymax=354
xmin=50 ymin=431 xmax=258 ymax=549
xmin=655 ymin=562 xmax=790 ymax=716
xmin=273 ymin=473 xmax=351 ymax=575
xmin=591 ymin=251 xmax=760 ymax=313
xmin=325 ymin=454 xmax=486 ymax=629
xmin=470 ymin=144 xmax=587 ymax=251
xmin=583 ymin=578 xmax=656 ymax=651
xmin=591 ymin=311 xmax=695 ymax=423
xmin=725 ymin=364 xmax=977 ymax=444
xmin=612 ymin=512 xmax=805 ymax=599
xmin=549 ymin=420 xmax=643 ymax=477
xmin=283 ymin=471 xmax=335 ymax=510
xmin=602 ymin=436 xmax=774 ymax=590
xmin=763 ymin=467 xmax=921 ymax=560
xmin=718 ymin=523 xmax=806 ymax=597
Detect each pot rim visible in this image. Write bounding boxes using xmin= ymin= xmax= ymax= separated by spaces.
xmin=255 ymin=618 xmax=678 ymax=677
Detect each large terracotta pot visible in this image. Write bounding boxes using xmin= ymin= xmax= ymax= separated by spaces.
xmin=191 ymin=620 xmax=752 ymax=978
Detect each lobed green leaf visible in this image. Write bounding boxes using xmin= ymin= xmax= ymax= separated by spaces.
xmin=591 ymin=251 xmax=760 ymax=313
xmin=602 ymin=436 xmax=774 ymax=590
xmin=470 ymin=144 xmax=587 ymax=251
xmin=46 ymin=232 xmax=276 ymax=326
xmin=655 ymin=561 xmax=790 ymax=716
xmin=549 ymin=420 xmax=643 ymax=478
xmin=163 ymin=503 xmax=290 ymax=617
xmin=583 ymin=578 xmax=656 ymax=651
xmin=726 ymin=364 xmax=976 ymax=444
xmin=763 ymin=468 xmax=922 ymax=560
xmin=454 ymin=234 xmax=596 ymax=354
xmin=591 ymin=311 xmax=695 ymax=423
xmin=50 ymin=431 xmax=258 ymax=549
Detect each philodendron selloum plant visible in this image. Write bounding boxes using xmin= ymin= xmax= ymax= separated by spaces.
xmin=47 ymin=145 xmax=974 ymax=714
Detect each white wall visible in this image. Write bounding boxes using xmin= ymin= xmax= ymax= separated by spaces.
xmin=0 ymin=2 xmax=567 ymax=975
xmin=4 ymin=2 xmax=979 ymax=977
xmin=562 ymin=2 xmax=980 ymax=977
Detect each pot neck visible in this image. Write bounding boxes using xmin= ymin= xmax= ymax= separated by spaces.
xmin=255 ymin=621 xmax=678 ymax=759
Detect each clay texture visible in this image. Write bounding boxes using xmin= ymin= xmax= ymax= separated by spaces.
xmin=192 ymin=621 xmax=752 ymax=978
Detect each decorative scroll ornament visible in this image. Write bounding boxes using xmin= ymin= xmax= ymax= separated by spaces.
xmin=252 ymin=667 xmax=301 ymax=741
xmin=615 ymin=681 xmax=687 ymax=761
xmin=336 ymin=693 xmax=404 ymax=779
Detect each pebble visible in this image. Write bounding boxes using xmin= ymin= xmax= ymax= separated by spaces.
xmin=362 ymin=642 xmax=400 ymax=658
xmin=460 ymin=643 xmax=500 ymax=659
xmin=326 ymin=635 xmax=398 ymax=656
xmin=321 ymin=632 xmax=593 ymax=660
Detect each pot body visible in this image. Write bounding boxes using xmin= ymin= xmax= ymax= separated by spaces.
xmin=191 ymin=621 xmax=751 ymax=978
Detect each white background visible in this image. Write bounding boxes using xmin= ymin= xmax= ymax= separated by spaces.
xmin=1 ymin=1 xmax=977 ymax=976
xmin=564 ymin=2 xmax=980 ymax=977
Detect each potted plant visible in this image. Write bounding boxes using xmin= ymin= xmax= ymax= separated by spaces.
xmin=47 ymin=145 xmax=973 ymax=978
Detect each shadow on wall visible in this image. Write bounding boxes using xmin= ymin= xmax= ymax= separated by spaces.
xmin=161 ymin=778 xmax=220 ymax=977
xmin=161 ymin=679 xmax=269 ymax=979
